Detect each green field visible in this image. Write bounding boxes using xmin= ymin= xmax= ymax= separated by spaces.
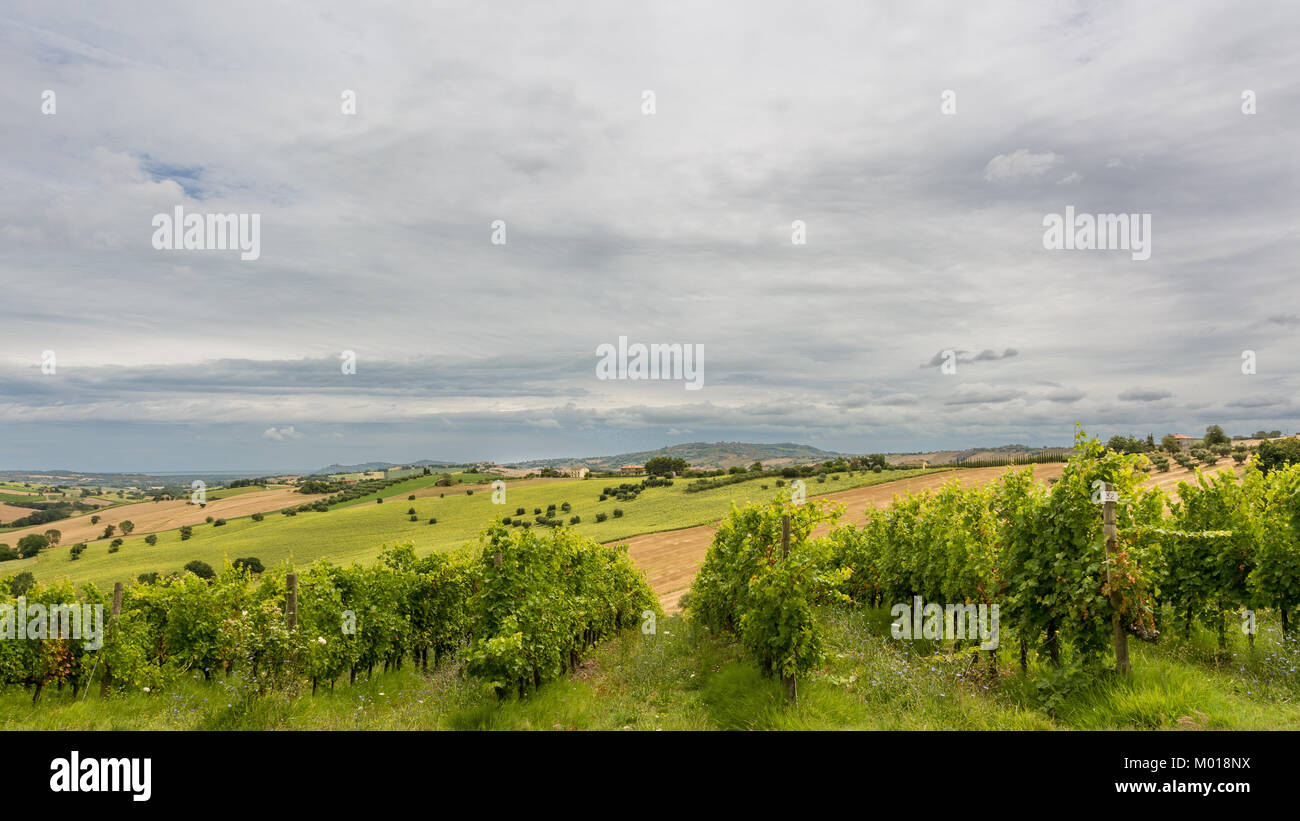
xmin=0 ymin=483 xmax=46 ymax=494
xmin=19 ymin=468 xmax=945 ymax=590
xmin=330 ymin=472 xmax=497 ymax=509
xmin=0 ymin=493 xmax=47 ymax=504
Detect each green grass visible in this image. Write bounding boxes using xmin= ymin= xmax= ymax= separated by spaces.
xmin=0 ymin=492 xmax=47 ymax=504
xmin=0 ymin=483 xmax=45 ymax=494
xmin=329 ymin=472 xmax=498 ymax=509
xmin=6 ymin=607 xmax=1296 ymax=730
xmin=20 ymin=468 xmax=944 ymax=590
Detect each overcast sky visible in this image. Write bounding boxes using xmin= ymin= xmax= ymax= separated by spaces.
xmin=2 ymin=1 xmax=1298 ymax=472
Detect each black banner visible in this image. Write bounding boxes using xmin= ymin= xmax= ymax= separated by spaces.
xmin=11 ymin=730 xmax=1289 ymax=809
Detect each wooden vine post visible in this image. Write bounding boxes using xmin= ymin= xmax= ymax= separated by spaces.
xmin=286 ymin=572 xmax=298 ymax=630
xmin=1101 ymin=482 xmax=1130 ymax=675
xmin=100 ymin=582 xmax=123 ymax=698
xmin=286 ymin=572 xmax=299 ymax=664
xmin=780 ymin=514 xmax=797 ymax=704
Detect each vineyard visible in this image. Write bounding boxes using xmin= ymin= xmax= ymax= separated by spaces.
xmin=0 ymin=524 xmax=659 ymax=703
xmin=2 ymin=430 xmax=1298 ymax=729
xmin=688 ymin=430 xmax=1300 ymax=694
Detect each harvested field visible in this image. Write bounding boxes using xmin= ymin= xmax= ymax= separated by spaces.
xmin=2 ymin=487 xmax=327 ymax=546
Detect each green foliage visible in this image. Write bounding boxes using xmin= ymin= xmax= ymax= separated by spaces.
xmin=1245 ymin=464 xmax=1300 ymax=631
xmin=1257 ymin=438 xmax=1300 ymax=474
xmin=8 ymin=572 xmax=36 ymax=597
xmin=184 ymin=560 xmax=216 ymax=580
xmin=689 ymin=497 xmax=846 ymax=680
xmin=1204 ymin=425 xmax=1230 ymax=447
xmin=233 ymin=557 xmax=265 ymax=574
xmin=17 ymin=534 xmax=49 ymax=558
xmin=465 ymin=525 xmax=659 ymax=698
xmin=644 ymin=456 xmax=689 ymax=476
xmin=823 ymin=429 xmax=1168 ymax=672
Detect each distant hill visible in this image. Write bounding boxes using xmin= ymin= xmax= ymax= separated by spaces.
xmin=315 ymin=459 xmax=463 ymax=474
xmin=508 ymin=442 xmax=848 ymax=472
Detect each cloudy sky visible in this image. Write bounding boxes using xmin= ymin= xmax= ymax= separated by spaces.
xmin=2 ymin=1 xmax=1298 ymax=472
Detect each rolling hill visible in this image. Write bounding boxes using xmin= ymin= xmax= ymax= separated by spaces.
xmin=508 ymin=441 xmax=848 ymax=471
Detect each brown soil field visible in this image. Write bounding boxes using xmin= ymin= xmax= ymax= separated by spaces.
xmin=620 ymin=459 xmax=1243 ymax=614
xmin=0 ymin=487 xmax=327 ymax=546
xmin=0 ymin=503 xmax=41 ymax=524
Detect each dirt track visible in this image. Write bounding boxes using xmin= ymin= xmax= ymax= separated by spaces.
xmin=1 ymin=487 xmax=326 ymax=547
xmin=618 ymin=460 xmax=1239 ymax=613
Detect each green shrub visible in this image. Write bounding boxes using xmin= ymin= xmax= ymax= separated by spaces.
xmin=233 ymin=557 xmax=265 ymax=574
xmin=183 ymin=560 xmax=216 ymax=579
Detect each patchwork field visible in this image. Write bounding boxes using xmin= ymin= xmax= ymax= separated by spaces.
xmin=1 ymin=487 xmax=326 ymax=548
xmin=4 ymin=458 xmax=1244 ymax=601
xmin=12 ymin=468 xmax=945 ymax=590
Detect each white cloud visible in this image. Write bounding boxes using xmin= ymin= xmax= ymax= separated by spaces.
xmin=982 ymin=149 xmax=1063 ymax=183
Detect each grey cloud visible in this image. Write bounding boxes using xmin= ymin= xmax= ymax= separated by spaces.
xmin=922 ymin=348 xmax=1020 ymax=368
xmin=2 ymin=2 xmax=1299 ymax=469
xmin=1044 ymin=390 xmax=1086 ymax=404
xmin=1118 ymin=389 xmax=1174 ymax=402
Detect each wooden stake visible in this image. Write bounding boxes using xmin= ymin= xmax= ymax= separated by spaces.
xmin=286 ymin=573 xmax=298 ymax=631
xmin=286 ymin=572 xmax=299 ymax=666
xmin=780 ymin=514 xmax=796 ymax=703
xmin=100 ymin=582 xmax=123 ymax=698
xmin=1102 ymin=482 xmax=1130 ymax=674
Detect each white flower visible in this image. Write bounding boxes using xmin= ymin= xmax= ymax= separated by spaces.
xmin=317 ymin=636 xmax=327 ymax=645
xmin=143 ymin=687 xmax=150 ymax=693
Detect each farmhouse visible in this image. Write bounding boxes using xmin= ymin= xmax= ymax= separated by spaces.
xmin=1171 ymin=434 xmax=1199 ymax=452
xmin=619 ymin=464 xmax=644 ymax=475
